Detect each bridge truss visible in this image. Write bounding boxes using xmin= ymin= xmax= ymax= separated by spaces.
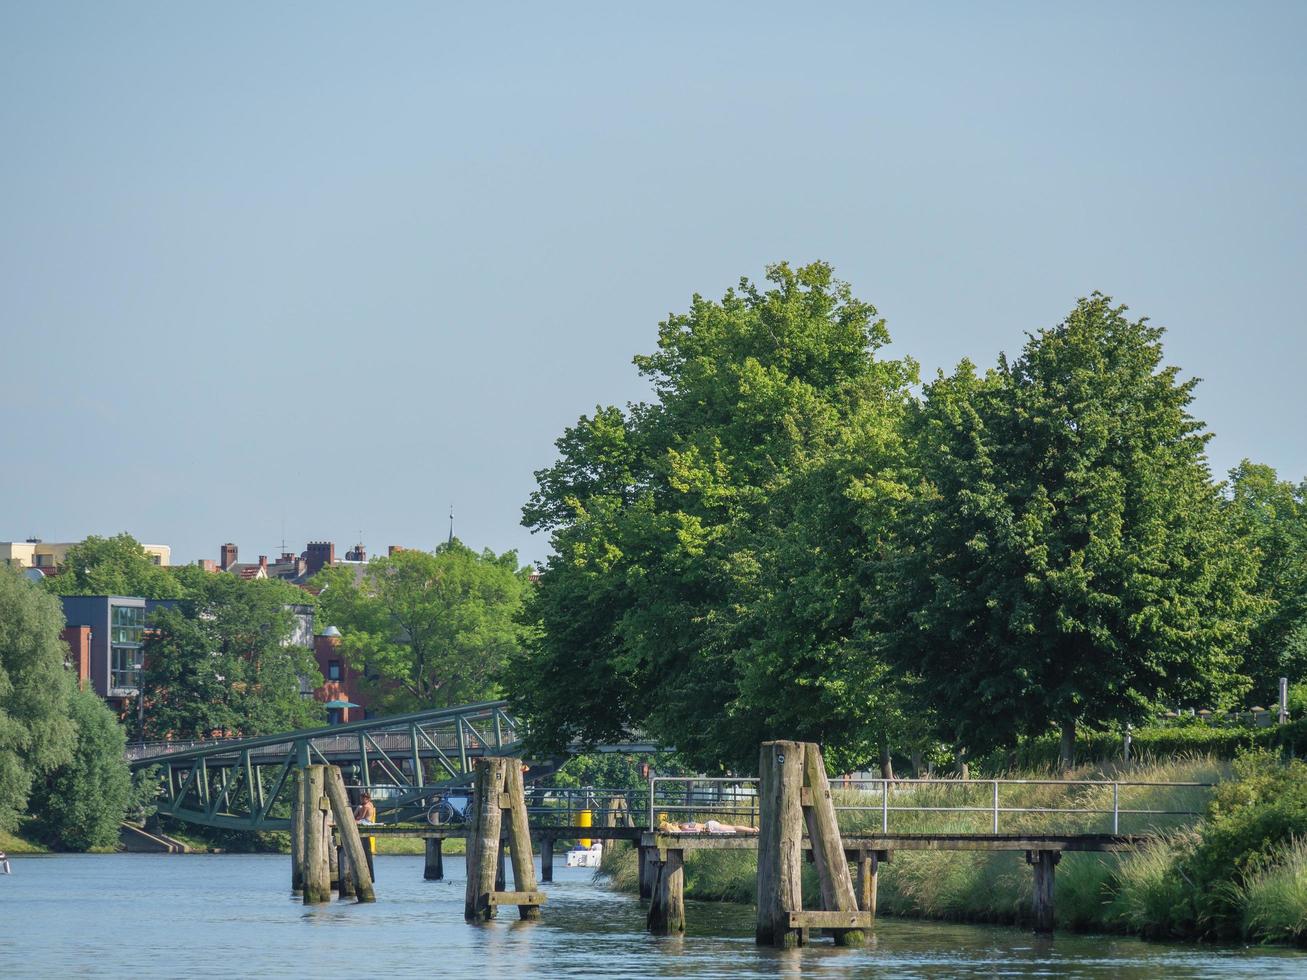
xmin=129 ymin=701 xmax=525 ymax=830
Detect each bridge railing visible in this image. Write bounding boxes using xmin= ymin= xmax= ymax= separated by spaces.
xmin=648 ymin=776 xmax=1215 ymax=836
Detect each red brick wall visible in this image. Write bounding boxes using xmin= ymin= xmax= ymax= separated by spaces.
xmin=61 ymin=626 xmax=92 ymax=689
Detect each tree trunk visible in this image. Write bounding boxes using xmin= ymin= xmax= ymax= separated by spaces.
xmin=1059 ymin=718 xmax=1076 ymax=773
xmin=878 ymin=742 xmax=894 ymax=780
xmin=910 ymin=748 xmax=923 ymax=779
xmin=955 ymin=746 xmax=969 ymax=780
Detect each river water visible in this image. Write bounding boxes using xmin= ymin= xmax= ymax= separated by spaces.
xmin=2 ymin=854 xmax=1304 ymax=978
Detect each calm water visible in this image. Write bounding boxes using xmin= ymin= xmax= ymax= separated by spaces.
xmin=2 ymin=854 xmax=1305 ymax=978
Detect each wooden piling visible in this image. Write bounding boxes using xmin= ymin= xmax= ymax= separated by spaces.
xmin=504 ymin=759 xmax=542 ymax=921
xmin=495 ymin=839 xmax=507 ymax=893
xmin=465 ymin=757 xmax=508 ymax=921
xmin=1027 ymin=850 xmax=1060 ymax=933
xmin=637 ymin=845 xmax=653 ymax=901
xmin=646 ymin=849 xmax=685 ymax=934
xmin=323 ymin=765 xmax=376 ymax=902
xmin=424 ymin=837 xmax=444 ymax=880
xmin=337 ymin=845 xmax=356 ymax=899
xmin=302 ymin=765 xmax=332 ymax=904
xmin=802 ymin=743 xmax=864 ymax=946
xmin=541 ymin=836 xmax=554 ymax=883
xmin=756 ymin=740 xmax=807 ymax=947
xmin=290 ymin=769 xmax=304 ymax=893
xmin=854 ymin=850 xmax=881 ymax=919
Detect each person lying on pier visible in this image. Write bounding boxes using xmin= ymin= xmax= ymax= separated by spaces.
xmin=657 ymin=818 xmax=758 ymax=835
xmin=353 ymin=792 xmax=377 ymax=824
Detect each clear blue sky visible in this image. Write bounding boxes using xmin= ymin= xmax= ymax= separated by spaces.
xmin=2 ymin=2 xmax=1303 ymax=568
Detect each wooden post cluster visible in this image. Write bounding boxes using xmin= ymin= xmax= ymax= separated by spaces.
xmin=464 ymin=757 xmax=545 ymax=922
xmin=296 ymin=764 xmax=375 ymax=905
xmin=756 ymin=741 xmax=870 ymax=947
xmin=1026 ymin=849 xmax=1060 ymax=933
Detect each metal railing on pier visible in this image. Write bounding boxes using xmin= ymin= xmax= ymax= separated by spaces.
xmin=647 ymin=775 xmax=1214 ymax=836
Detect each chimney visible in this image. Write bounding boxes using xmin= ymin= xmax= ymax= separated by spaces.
xmin=258 ymin=555 xmax=268 ymax=571
xmin=220 ymin=542 xmax=238 ymax=570
xmin=304 ymin=541 xmax=335 ymax=576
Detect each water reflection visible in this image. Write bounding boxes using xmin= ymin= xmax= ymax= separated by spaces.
xmin=0 ymin=854 xmax=1302 ymax=979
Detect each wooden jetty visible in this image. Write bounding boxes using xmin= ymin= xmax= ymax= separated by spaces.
xmin=284 ymin=742 xmax=1162 ymax=939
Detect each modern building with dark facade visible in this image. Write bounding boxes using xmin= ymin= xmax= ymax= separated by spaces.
xmin=59 ymin=596 xmax=175 ymax=710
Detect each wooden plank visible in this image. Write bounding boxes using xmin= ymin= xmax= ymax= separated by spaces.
xmin=788 ymin=911 xmax=873 ymax=929
xmin=756 ymin=740 xmax=806 ymax=948
xmin=802 ymin=743 xmax=863 ymax=946
xmin=487 ymin=890 xmax=547 ymax=906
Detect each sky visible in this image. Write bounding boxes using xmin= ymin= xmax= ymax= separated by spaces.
xmin=2 ymin=2 xmax=1304 ymax=569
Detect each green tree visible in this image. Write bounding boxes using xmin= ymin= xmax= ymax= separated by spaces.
xmin=314 ymin=542 xmax=529 ymax=714
xmin=891 ymin=295 xmax=1258 ymax=769
xmin=141 ymin=570 xmax=323 ymax=739
xmin=28 ymin=687 xmax=133 ymax=850
xmin=46 ymin=533 xmax=182 ymax=599
xmin=1224 ymin=461 xmax=1307 ymax=700
xmin=514 ymin=262 xmax=919 ymax=772
xmin=0 ymin=566 xmax=76 ymax=831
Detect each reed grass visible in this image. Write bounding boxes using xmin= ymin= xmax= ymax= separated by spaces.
xmin=1237 ymin=837 xmax=1307 ymax=946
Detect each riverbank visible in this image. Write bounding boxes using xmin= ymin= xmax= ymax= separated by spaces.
xmin=599 ymin=753 xmax=1307 ymax=947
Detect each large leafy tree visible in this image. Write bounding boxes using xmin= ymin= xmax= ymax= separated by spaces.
xmin=513 ymin=262 xmax=919 ymax=772
xmin=891 ymin=295 xmax=1258 ymax=768
xmin=28 ymin=687 xmax=134 ymax=850
xmin=140 ymin=569 xmax=323 ymax=739
xmin=0 ymin=566 xmax=77 ymax=831
xmin=46 ymin=533 xmax=182 ymax=599
xmin=314 ymin=542 xmax=529 ymax=714
xmin=1224 ymin=461 xmax=1307 ymax=699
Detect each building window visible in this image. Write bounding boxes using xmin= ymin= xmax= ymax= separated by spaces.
xmin=110 ymin=605 xmax=145 ymax=691
xmin=328 ymin=660 xmax=341 ymax=680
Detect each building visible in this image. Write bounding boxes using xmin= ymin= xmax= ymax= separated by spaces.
xmin=58 ymin=595 xmax=176 ymax=711
xmin=312 ymin=626 xmax=371 ymax=724
xmin=2 ymin=538 xmax=171 ymax=570
xmin=213 ymin=539 xmax=368 ymax=587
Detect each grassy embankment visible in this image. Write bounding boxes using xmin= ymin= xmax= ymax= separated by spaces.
xmin=599 ymin=753 xmax=1307 ymax=946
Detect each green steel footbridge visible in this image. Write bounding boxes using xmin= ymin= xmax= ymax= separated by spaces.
xmin=127 ymin=701 xmax=658 ymax=832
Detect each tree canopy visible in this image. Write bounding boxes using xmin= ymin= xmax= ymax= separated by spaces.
xmin=889 ymin=295 xmax=1258 ymax=766
xmin=45 ymin=534 xmax=182 ymax=599
xmin=0 ymin=566 xmax=77 ymax=831
xmin=140 ymin=569 xmax=323 ymax=739
xmin=512 ymin=262 xmax=919 ymax=772
xmin=28 ymin=687 xmax=134 ymax=850
xmin=1225 ymin=460 xmax=1307 ymax=699
xmin=314 ymin=542 xmax=529 ymax=714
